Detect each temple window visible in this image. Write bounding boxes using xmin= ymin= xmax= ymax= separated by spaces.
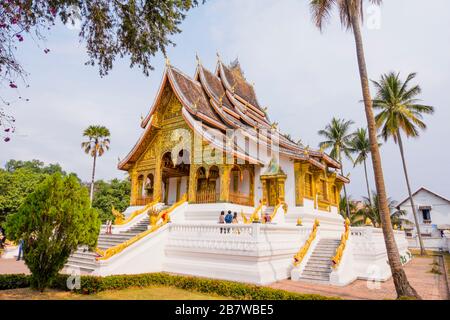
xmin=331 ymin=185 xmax=338 ymax=203
xmin=137 ymin=174 xmax=144 ymax=197
xmin=305 ymin=173 xmax=313 ymax=197
xmin=320 ymin=179 xmax=328 ymax=201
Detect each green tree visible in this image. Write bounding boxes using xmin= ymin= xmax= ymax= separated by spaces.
xmin=338 ymin=196 xmax=364 ymax=226
xmin=318 ymin=117 xmax=354 ymax=217
xmin=309 ymin=0 xmax=419 ymax=298
xmin=361 ymin=192 xmax=410 ymax=228
xmin=0 ymin=160 xmax=73 ymax=223
xmin=81 ymin=125 xmax=111 ymax=202
xmin=348 ymin=128 xmax=374 ymax=206
xmin=372 ymin=71 xmax=434 ymax=256
xmin=5 ymin=173 xmax=100 ymax=291
xmin=1 ymin=1 xmax=201 ymax=138
xmin=92 ymin=178 xmax=131 ymax=223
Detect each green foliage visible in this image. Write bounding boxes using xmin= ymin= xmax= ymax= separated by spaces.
xmin=4 ymin=173 xmax=100 ymax=291
xmin=0 ymin=160 xmax=75 ymax=224
xmin=92 ymin=178 xmax=131 ymax=223
xmin=48 ymin=273 xmax=338 ymax=300
xmin=2 ymin=272 xmax=338 ymax=299
xmin=318 ymin=117 xmax=354 ymax=161
xmin=81 ymin=125 xmax=111 ymax=157
xmin=372 ymin=72 xmax=435 ymax=142
xmin=0 ymin=274 xmax=30 ymax=290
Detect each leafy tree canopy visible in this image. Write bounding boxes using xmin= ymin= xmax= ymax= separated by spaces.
xmin=0 ymin=159 xmax=76 ymax=223
xmin=5 ymin=173 xmax=100 ymax=291
xmin=92 ymin=178 xmax=131 ymax=223
xmin=1 ymin=0 xmax=201 ymax=140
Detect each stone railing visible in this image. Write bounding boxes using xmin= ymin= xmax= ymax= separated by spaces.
xmin=293 ymin=219 xmax=319 ymax=266
xmin=331 ymin=218 xmax=350 ymax=268
xmin=96 ymin=196 xmax=187 ymax=261
xmin=167 ymin=223 xmax=307 ymax=253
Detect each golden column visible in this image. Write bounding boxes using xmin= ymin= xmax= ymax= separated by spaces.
xmin=220 ymin=165 xmax=231 ymax=202
xmin=188 ymin=164 xmax=198 ymax=203
xmin=130 ymin=169 xmax=138 ymax=205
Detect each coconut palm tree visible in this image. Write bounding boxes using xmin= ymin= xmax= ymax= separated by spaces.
xmin=339 ymin=196 xmax=365 ymax=226
xmin=372 ymin=71 xmax=434 ymax=256
xmin=81 ymin=125 xmax=111 ymax=202
xmin=309 ymin=0 xmax=419 ymax=298
xmin=348 ymin=128 xmax=373 ymax=206
xmin=318 ymin=117 xmax=354 ymax=217
xmin=362 ymin=192 xmax=410 ymax=228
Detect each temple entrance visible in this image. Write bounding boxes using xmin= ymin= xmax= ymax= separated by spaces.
xmin=266 ymin=179 xmax=279 ymax=206
xmin=195 ymin=166 xmax=220 ymax=203
xmin=229 ymin=166 xmax=253 ymax=206
xmin=161 ymin=150 xmax=190 ymax=205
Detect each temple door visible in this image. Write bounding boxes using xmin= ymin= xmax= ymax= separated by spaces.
xmin=266 ymin=180 xmax=278 ymax=206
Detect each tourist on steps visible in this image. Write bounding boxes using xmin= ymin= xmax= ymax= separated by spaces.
xmin=225 ymin=211 xmax=233 ymax=233
xmin=218 ymin=211 xmax=225 ymax=234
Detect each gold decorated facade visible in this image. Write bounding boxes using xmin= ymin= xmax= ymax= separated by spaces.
xmin=119 ymin=57 xmax=348 ymax=210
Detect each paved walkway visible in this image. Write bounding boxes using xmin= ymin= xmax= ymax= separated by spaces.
xmin=0 ymin=259 xmax=30 ymax=275
xmin=270 ymin=255 xmax=448 ymax=300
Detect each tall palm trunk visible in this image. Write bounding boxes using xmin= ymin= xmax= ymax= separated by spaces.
xmin=397 ymin=130 xmax=425 ymax=255
xmin=350 ymin=13 xmax=420 ymax=298
xmin=89 ymin=152 xmax=97 ymax=203
xmin=363 ymin=159 xmax=372 ymax=206
xmin=339 ymin=154 xmax=351 ymax=218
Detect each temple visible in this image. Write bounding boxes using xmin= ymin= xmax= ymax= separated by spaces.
xmin=64 ymin=56 xmax=411 ymax=286
xmin=118 ymin=56 xmax=348 ymax=213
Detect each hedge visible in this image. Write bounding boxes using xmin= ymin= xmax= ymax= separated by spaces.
xmin=0 ymin=274 xmax=30 ymax=290
xmin=1 ymin=272 xmax=338 ymax=300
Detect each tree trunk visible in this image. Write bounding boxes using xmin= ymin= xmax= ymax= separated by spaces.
xmin=363 ymin=158 xmax=372 ymax=207
xmin=350 ymin=13 xmax=420 ymax=299
xmin=339 ymin=155 xmax=351 ymax=218
xmin=397 ymin=130 xmax=425 ymax=255
xmin=89 ymin=152 xmax=97 ymax=203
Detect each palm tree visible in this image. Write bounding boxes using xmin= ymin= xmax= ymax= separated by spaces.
xmin=309 ymin=0 xmax=419 ymax=298
xmin=81 ymin=125 xmax=111 ymax=202
xmin=318 ymin=117 xmax=354 ymax=217
xmin=339 ymin=196 xmax=365 ymax=226
xmin=348 ymin=128 xmax=373 ymax=206
xmin=372 ymin=72 xmax=434 ymax=256
xmin=362 ymin=192 xmax=410 ymax=228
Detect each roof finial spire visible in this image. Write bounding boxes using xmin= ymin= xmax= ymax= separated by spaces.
xmin=196 ymin=52 xmax=201 ymax=65
xmin=216 ymin=51 xmax=221 ymax=61
xmin=165 ymin=56 xmax=170 ymax=66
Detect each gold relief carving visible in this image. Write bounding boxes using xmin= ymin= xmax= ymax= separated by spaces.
xmin=162 ymin=94 xmax=182 ymax=121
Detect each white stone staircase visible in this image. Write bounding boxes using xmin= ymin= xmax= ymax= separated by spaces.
xmin=299 ymin=238 xmax=340 ymax=283
xmin=65 ymin=216 xmax=152 ymax=273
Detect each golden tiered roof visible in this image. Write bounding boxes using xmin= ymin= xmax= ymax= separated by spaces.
xmin=118 ymin=56 xmax=348 ymax=183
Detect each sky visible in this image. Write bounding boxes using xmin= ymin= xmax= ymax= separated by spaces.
xmin=1 ymin=0 xmax=449 ymax=202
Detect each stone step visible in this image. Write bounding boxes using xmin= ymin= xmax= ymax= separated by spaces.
xmin=306 ymin=262 xmax=332 ymax=268
xmin=298 ymin=275 xmax=330 ymax=283
xmin=302 ymin=270 xmax=331 ymax=278
xmin=304 ymin=265 xmax=332 ymax=272
xmin=64 ymin=263 xmax=96 ymax=272
xmin=65 ymin=259 xmax=98 ymax=269
xmin=70 ymin=253 xmax=97 ymax=261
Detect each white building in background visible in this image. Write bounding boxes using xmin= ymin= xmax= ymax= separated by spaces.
xmin=397 ymin=187 xmax=450 ymax=251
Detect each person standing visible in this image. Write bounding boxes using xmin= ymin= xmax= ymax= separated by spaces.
xmin=218 ymin=211 xmax=225 ymax=234
xmin=16 ymin=239 xmax=24 ymax=261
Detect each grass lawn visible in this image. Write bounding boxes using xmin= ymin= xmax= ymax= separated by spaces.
xmin=0 ymin=286 xmax=232 ymax=300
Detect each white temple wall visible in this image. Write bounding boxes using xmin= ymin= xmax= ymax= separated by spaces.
xmin=279 ymin=155 xmax=295 ymax=208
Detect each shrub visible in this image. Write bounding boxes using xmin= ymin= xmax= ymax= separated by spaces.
xmin=4 ymin=174 xmax=101 ymax=291
xmin=0 ymin=274 xmax=30 ymax=290
xmin=1 ymin=272 xmax=338 ymax=300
